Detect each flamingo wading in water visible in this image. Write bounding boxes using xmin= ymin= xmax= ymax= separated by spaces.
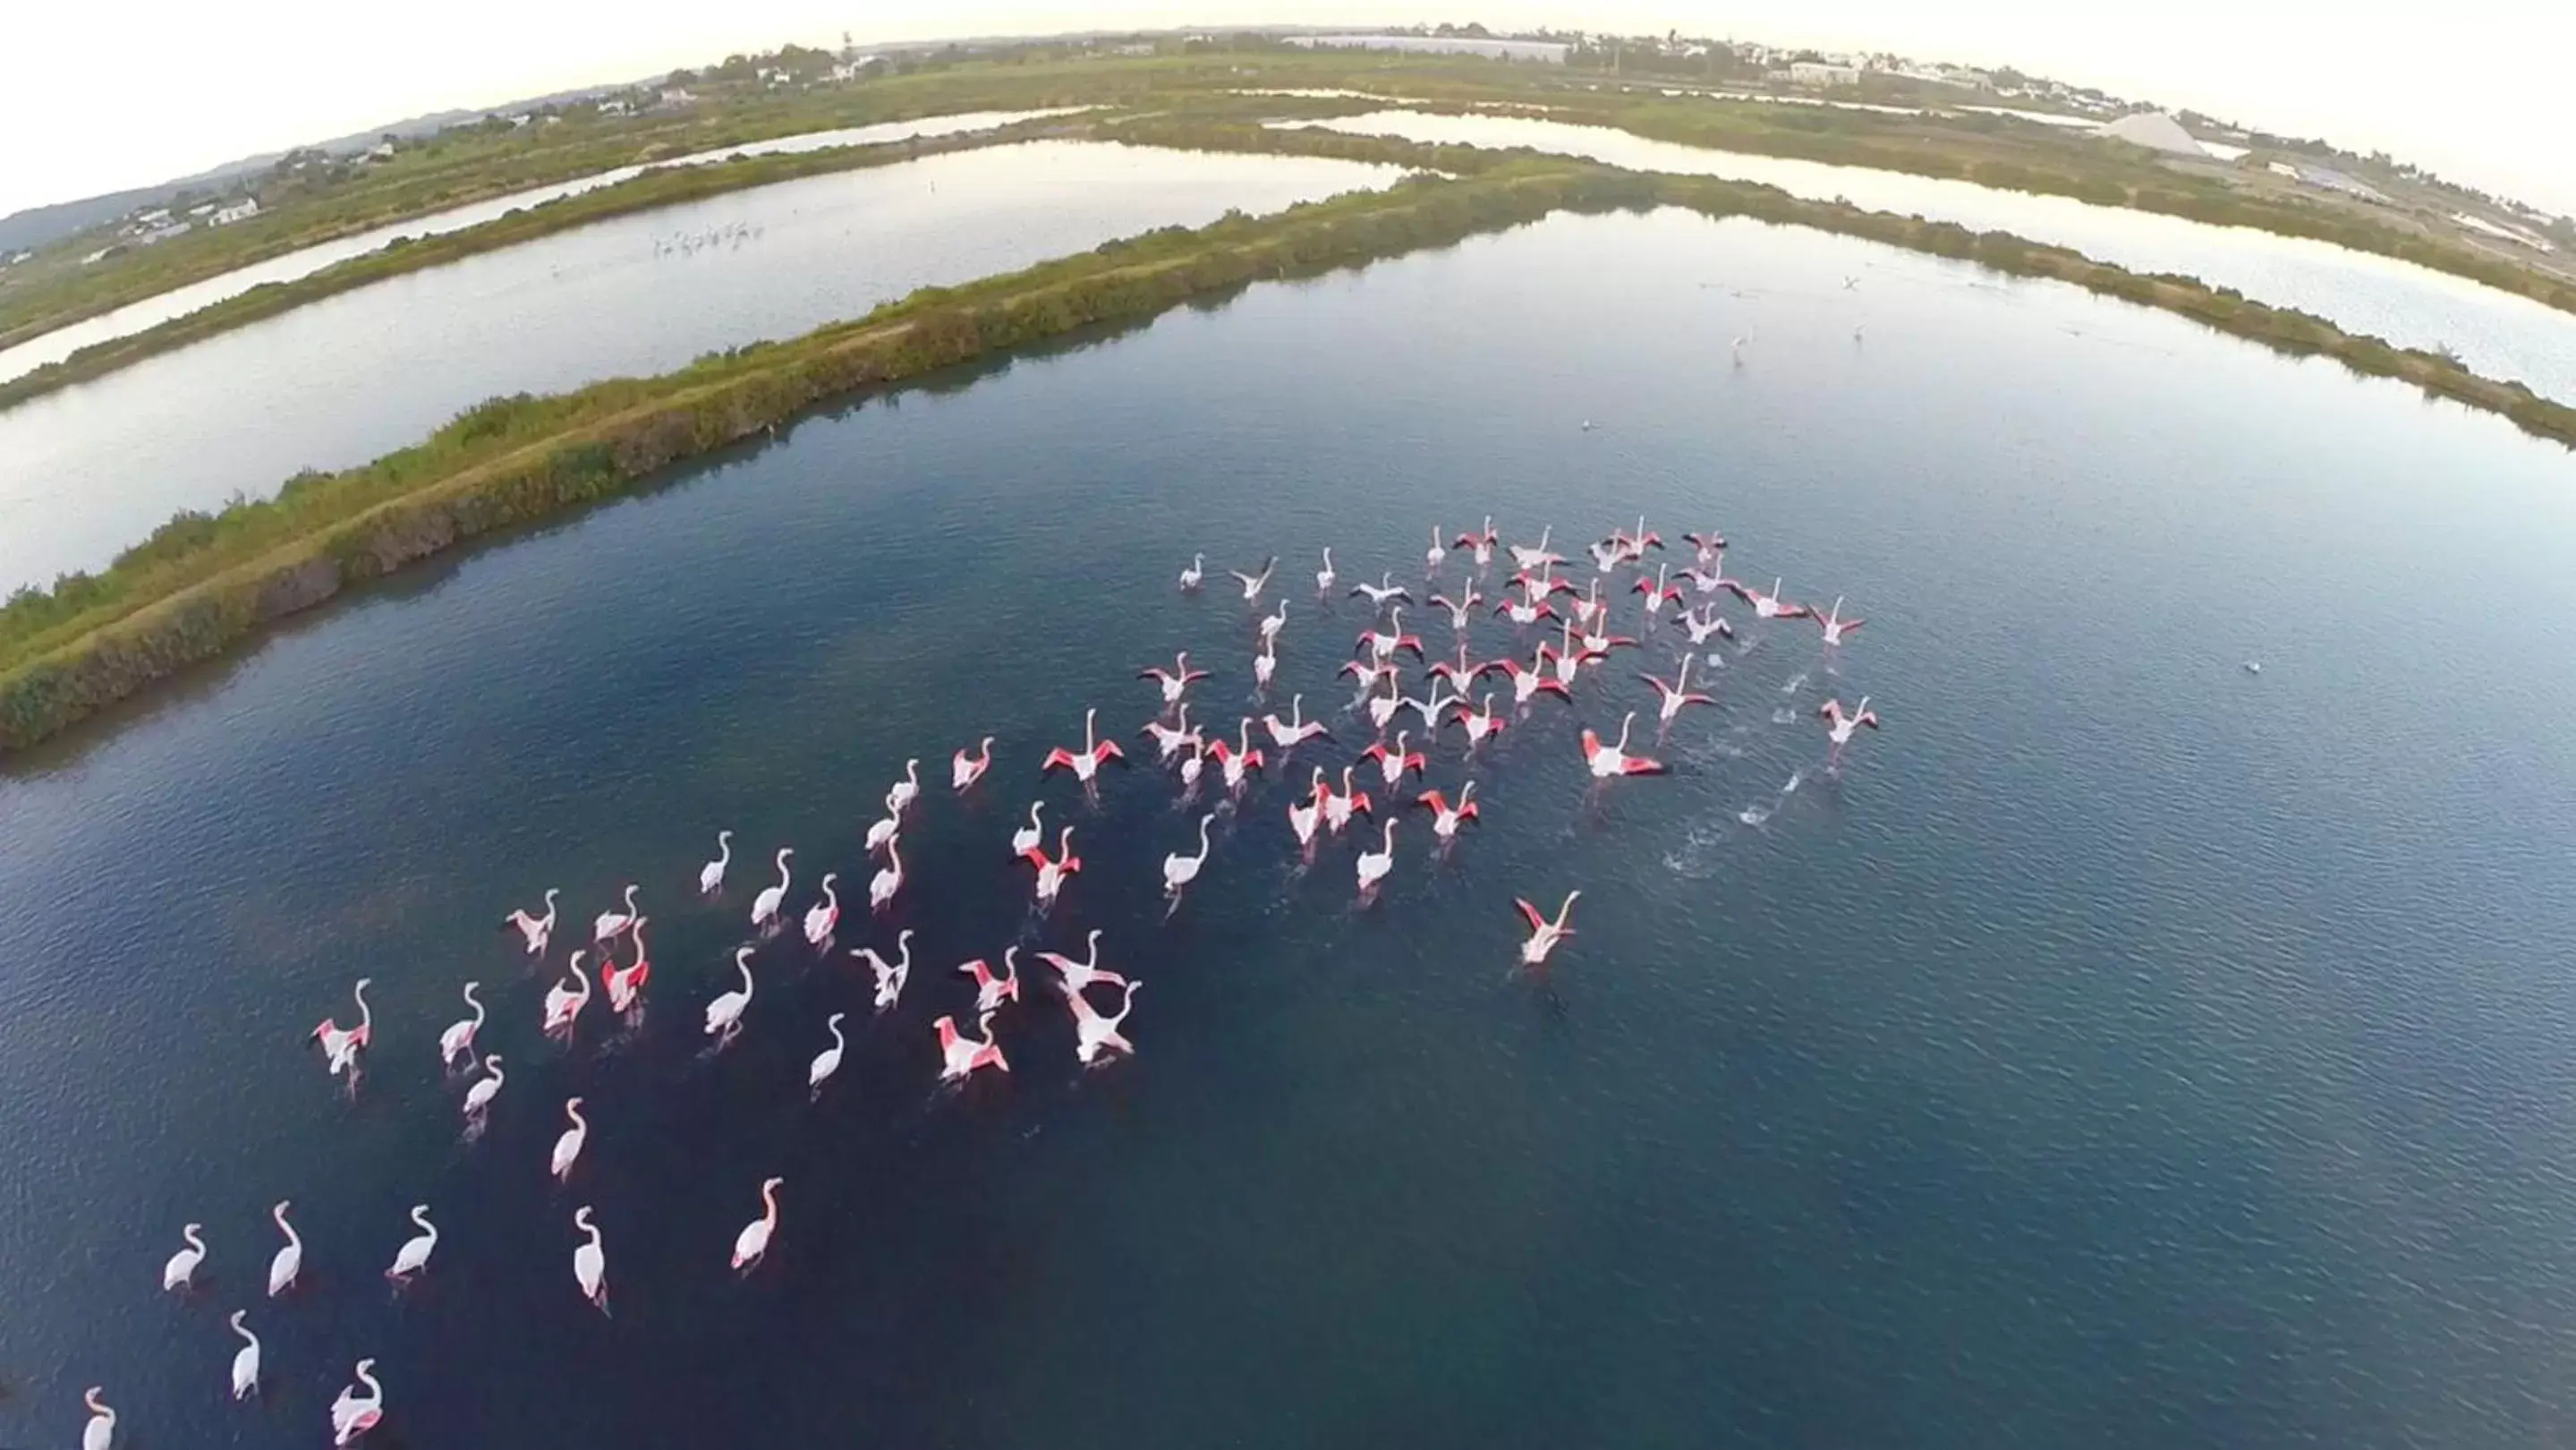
xmin=1069 ymin=980 xmax=1143 ymax=1067
xmin=312 ymin=977 xmax=373 ymax=1078
xmin=228 ymin=1310 xmax=261 ymax=1400
xmin=1356 ymin=819 xmax=1397 ymax=896
xmin=1164 ymin=813 xmax=1214 ymax=897
xmin=952 ymin=737 xmax=994 ymax=791
xmin=505 ymin=889 xmax=559 ymax=956
xmin=750 ymin=849 xmax=794 ymax=932
xmin=572 ymin=1207 xmax=608 ymax=1313
xmin=387 ymin=1205 xmax=438 ymax=1281
xmin=328 ymin=1360 xmax=383 ymax=1447
xmin=855 ymin=930 xmax=915 ymax=1011
xmin=706 ymin=949 xmax=756 ymax=1039
xmin=810 ymin=1014 xmax=847 ymax=1095
xmin=592 ymin=883 xmax=641 ymax=943
xmin=162 ymin=1223 xmax=206 ymax=1293
xmin=732 ymin=1177 xmax=784 ymax=1272
xmin=699 ymin=832 xmax=734 ymax=894
xmin=803 ymin=874 xmax=840 ymax=947
xmin=462 ymin=1054 xmax=506 ymax=1118
xmin=551 ymin=1097 xmax=589 ymax=1181
xmin=1041 ymin=708 xmax=1126 ymax=784
xmin=268 ymin=1200 xmax=302 ymax=1297
xmin=438 ymin=982 xmax=485 ymax=1069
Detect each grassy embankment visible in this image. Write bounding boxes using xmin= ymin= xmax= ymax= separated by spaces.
xmin=5 ymin=124 xmax=2573 ymax=755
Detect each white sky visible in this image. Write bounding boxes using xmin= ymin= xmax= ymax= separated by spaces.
xmin=4 ymin=2 xmax=2570 ymax=218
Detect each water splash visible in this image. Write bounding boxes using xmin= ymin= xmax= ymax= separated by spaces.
xmin=1738 ymin=805 xmax=1773 ymax=827
xmin=1781 ymin=670 xmax=1809 ymax=695
xmin=1781 ymin=769 xmax=1804 ymax=795
xmin=1771 ymin=707 xmax=1798 ymax=725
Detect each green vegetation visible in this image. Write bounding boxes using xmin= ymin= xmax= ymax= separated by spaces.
xmin=5 ymin=124 xmax=2573 ymax=756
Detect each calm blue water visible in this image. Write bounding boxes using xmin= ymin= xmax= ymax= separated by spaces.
xmin=1293 ymin=110 xmax=2576 ymax=406
xmin=0 ymin=141 xmax=1403 ymax=592
xmin=0 ymin=110 xmax=1092 ymax=385
xmin=5 ymin=208 xmax=2576 ymax=1449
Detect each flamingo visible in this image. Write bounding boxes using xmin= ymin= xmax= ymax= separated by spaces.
xmin=267 ymin=1200 xmax=301 ymax=1297
xmin=1455 ymin=692 xmax=1509 ymax=746
xmin=935 ymin=1011 xmax=1009 ymax=1081
xmin=1253 ymin=638 xmax=1278 ymax=691
xmin=1143 ymin=704 xmax=1198 ymax=762
xmin=803 ymin=874 xmax=840 ymax=947
xmin=1425 ymin=641 xmax=1491 ymax=691
xmin=1404 ymin=682 xmax=1464 ymax=730
xmin=1178 ymin=734 xmax=1206 ymax=790
xmin=1262 ymin=693 xmax=1330 ymax=750
xmin=809 ymin=1014 xmax=846 ymax=1094
xmin=542 ymin=951 xmax=593 ymax=1035
xmin=1633 ymin=564 xmax=1686 ymax=618
xmin=1139 ymin=652 xmax=1210 ymax=706
xmin=870 ymin=839 xmax=905 ymax=913
xmin=1228 ymin=555 xmax=1279 ymax=602
xmin=1452 ymin=516 xmax=1498 ymax=567
xmin=1683 ymin=530 xmax=1727 ymax=564
xmin=705 ymin=949 xmax=755 ymax=1037
xmin=885 ymin=759 xmax=922 ymax=817
xmin=1164 ymin=813 xmax=1215 ymax=894
xmin=1350 ymin=572 xmax=1411 ymax=607
xmin=1019 ymin=827 xmax=1080 ymax=908
xmin=750 ymin=849 xmax=794 ymax=932
xmin=1288 ymin=769 xmax=1326 ymax=847
xmin=1569 ymin=578 xmax=1609 ymax=631
xmin=863 ymin=806 xmax=901 ymax=856
xmin=1364 ymin=673 xmax=1405 ymax=733
xmin=1586 ymin=535 xmax=1630 ymax=574
xmin=1507 ymin=525 xmax=1560 ymax=572
xmin=228 ymin=1310 xmax=261 ymax=1400
xmin=462 ymin=1054 xmax=505 ymax=1117
xmin=1205 ymin=718 xmax=1265 ymax=792
xmin=1544 ymin=621 xmax=1603 ymax=686
xmin=1488 ymin=653 xmax=1569 ymax=708
xmin=162 ymin=1223 xmax=206 ymax=1292
xmin=1258 ymin=599 xmax=1288 ymax=646
xmin=1324 ymin=765 xmax=1375 ymax=835
xmin=1358 ymin=604 xmax=1424 ymax=664
xmin=548 ymin=1097 xmax=589 ymax=1181
xmin=312 ymin=978 xmax=372 ymax=1078
xmin=952 ymin=737 xmax=994 ymax=790
xmin=438 ymin=982 xmax=485 ymax=1068
xmin=699 ymin=832 xmax=734 ymax=894
xmin=1725 ymin=576 xmax=1810 ymax=620
xmin=386 ymin=1205 xmax=438 ymax=1280
xmin=1639 ymin=656 xmax=1716 ymax=725
xmin=1038 ymin=930 xmax=1128 ymax=994
xmin=1679 ymin=560 xmax=1742 ymax=596
xmin=1356 ymin=818 xmax=1397 ymax=895
xmin=1068 ymin=980 xmax=1142 ymax=1067
xmin=504 ymin=889 xmax=559 ymax=956
xmin=1581 ymin=712 xmax=1668 ymax=778
xmin=1177 ymin=553 xmax=1204 ymax=591
xmin=1427 ymin=581 xmax=1482 ymax=632
xmin=1493 ymin=593 xmax=1558 ymax=628
xmin=604 ymin=918 xmax=651 ymax=1014
xmin=1010 ymin=800 xmax=1045 ymax=856
xmin=572 ymin=1207 xmax=608 ymax=1312
xmin=854 ymin=930 xmax=915 ymax=1011
xmin=731 ymin=1177 xmax=784 ymax=1271
xmin=1515 ymin=891 xmax=1581 ymax=967
xmin=1314 ymin=547 xmax=1336 ymax=595
xmin=591 ymin=883 xmax=641 ymax=943
xmin=1416 ymin=782 xmax=1481 ymax=841
xmin=1679 ymin=605 xmax=1735 ymax=645
xmin=1812 ymin=596 xmax=1866 ymax=645
xmin=1425 ymin=525 xmax=1448 ymax=572
xmin=82 ymin=1388 xmax=115 ymax=1450
xmin=1578 ymin=621 xmax=1639 ymax=660
xmin=1041 ymin=707 xmax=1125 ymax=783
xmin=1818 ymin=696 xmax=1882 ymax=760
xmin=328 ymin=1360 xmax=383 ymax=1446
xmin=960 ymin=950 xmax=1024 ymax=1013
xmin=1360 ymin=729 xmax=1426 ymax=789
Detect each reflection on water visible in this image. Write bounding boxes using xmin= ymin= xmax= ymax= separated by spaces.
xmin=0 ymin=110 xmax=1091 ymax=384
xmin=1287 ymin=110 xmax=2576 ymax=404
xmin=0 ymin=141 xmax=1405 ymax=590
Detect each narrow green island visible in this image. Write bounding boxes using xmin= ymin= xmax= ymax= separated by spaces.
xmin=4 ymin=128 xmax=2572 ymax=755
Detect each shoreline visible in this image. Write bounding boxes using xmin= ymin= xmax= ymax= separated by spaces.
xmin=5 ymin=140 xmax=2572 ymax=756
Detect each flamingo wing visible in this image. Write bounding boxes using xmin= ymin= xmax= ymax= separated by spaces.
xmin=1514 ymin=898 xmax=1547 ymax=932
xmin=1040 ymin=748 xmax=1077 ymax=772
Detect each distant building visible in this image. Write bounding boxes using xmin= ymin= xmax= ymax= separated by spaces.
xmin=1285 ymin=34 xmax=1569 ymax=64
xmin=211 ymin=198 xmax=261 ymax=226
xmin=658 ymin=87 xmax=697 ymax=107
xmin=368 ymin=142 xmax=397 ymax=160
xmin=599 ymin=98 xmax=633 ymax=115
xmin=187 ymin=201 xmax=217 ymax=218
xmin=1788 ymin=61 xmax=1866 ymax=88
xmin=2092 ymin=111 xmax=2210 ymax=158
xmin=829 ymin=56 xmax=880 ymax=81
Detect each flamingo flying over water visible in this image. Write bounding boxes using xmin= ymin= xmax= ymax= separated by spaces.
xmin=1358 ymin=604 xmax=1424 ymax=663
xmin=1683 ymin=530 xmax=1727 ymax=564
xmin=1262 ymin=692 xmax=1331 ymax=750
xmin=1638 ymin=656 xmax=1717 ymax=726
xmin=504 ymin=890 xmax=559 ymax=956
xmin=1324 ymin=765 xmax=1374 ymax=836
xmin=1580 ymin=712 xmax=1668 ymax=778
xmin=1514 ymin=891 xmax=1580 ymax=967
xmin=854 ymin=930 xmax=915 ymax=1011
xmin=1205 ymin=718 xmax=1265 ymax=792
xmin=1811 ymin=596 xmax=1866 ymax=646
xmin=1018 ymin=826 xmax=1081 ymax=908
xmin=1817 ymin=696 xmax=1882 ymax=761
xmin=1359 ymin=729 xmax=1427 ymax=789
xmin=1416 ymin=783 xmax=1481 ymax=842
xmin=1037 ymin=930 xmax=1128 ymax=994
xmin=1139 ymin=652 xmax=1210 ymax=706
xmin=1041 ymin=707 xmax=1126 ymax=784
xmin=935 ymin=1011 xmax=1009 ymax=1082
xmin=1454 ymin=692 xmax=1509 ymax=747
xmin=959 ymin=950 xmax=1024 ymax=1013
xmin=1487 ymin=652 xmax=1570 ymax=707
xmin=1350 ymin=571 xmax=1411 ymax=608
xmin=731 ymin=1177 xmax=784 ymax=1272
xmin=1726 ymin=576 xmax=1810 ymax=620
xmin=1143 ymin=704 xmax=1198 ymax=763
xmin=1633 ymin=563 xmax=1686 ymax=618
xmin=1507 ymin=525 xmax=1561 ymax=571
xmin=1678 ymin=604 xmax=1735 ymax=645
xmin=1068 ymin=980 xmax=1142 ymax=1067
xmin=1428 ymin=581 xmax=1483 ymax=632
xmin=1453 ymin=516 xmax=1499 ymax=568
xmin=312 ymin=978 xmax=373 ymax=1079
xmin=1228 ymin=555 xmax=1279 ymax=603
xmin=952 ymin=737 xmax=994 ymax=790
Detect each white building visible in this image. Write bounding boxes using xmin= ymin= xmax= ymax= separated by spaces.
xmin=1285 ymin=34 xmax=1569 ymax=64
xmin=211 ymin=198 xmax=261 ymax=226
xmin=1788 ymin=61 xmax=1866 ymax=88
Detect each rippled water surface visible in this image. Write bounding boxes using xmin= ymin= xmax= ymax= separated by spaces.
xmin=0 ymin=110 xmax=1090 ymax=384
xmin=1290 ymin=110 xmax=2576 ymax=405
xmin=4 ymin=209 xmax=2576 ymax=1449
xmin=0 ymin=141 xmax=1405 ymax=590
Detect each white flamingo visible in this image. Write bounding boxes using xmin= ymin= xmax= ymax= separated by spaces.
xmin=1356 ymin=818 xmax=1396 ymax=895
xmin=1262 ymin=692 xmax=1330 ymax=750
xmin=870 ymin=839 xmax=905 ymax=912
xmin=1360 ymin=729 xmax=1425 ymax=789
xmin=1068 ymin=980 xmax=1143 ymax=1067
xmin=312 ymin=977 xmax=373 ymax=1078
xmin=1634 ymin=563 xmax=1685 ymax=618
xmin=1228 ymin=555 xmax=1278 ymax=602
xmin=705 ymin=949 xmax=755 ymax=1038
xmin=1254 ymin=638 xmax=1278 ymax=691
xmin=438 ymin=982 xmax=485 ymax=1069
xmin=1508 ymin=525 xmax=1560 ymax=571
xmin=1351 ymin=571 xmax=1411 ymax=607
xmin=328 ymin=1360 xmax=383 ymax=1446
xmin=162 ymin=1223 xmax=206 ymax=1292
xmin=591 ymin=883 xmax=641 ymax=943
xmin=1813 ymin=596 xmax=1866 ymax=645
xmin=750 ymin=849 xmax=794 ymax=932
xmin=1425 ymin=524 xmax=1447 ymax=572
xmin=1818 ymin=696 xmax=1882 ymax=760
xmin=731 ymin=1177 xmax=784 ymax=1271
xmin=1428 ymin=581 xmax=1481 ymax=631
xmin=1258 ymin=599 xmax=1288 ymax=645
xmin=462 ymin=1054 xmax=505 ymax=1117
xmin=809 ymin=1014 xmax=847 ymax=1095
xmin=1177 ymin=553 xmax=1204 ymax=591
xmin=863 ymin=806 xmax=900 ymax=856
xmin=1288 ymin=768 xmax=1325 ymax=847
xmin=541 ymin=951 xmax=592 ymax=1035
xmin=1163 ymin=813 xmax=1214 ymax=896
xmin=386 ymin=1205 xmax=438 ymax=1280
xmin=698 ymin=832 xmax=733 ymax=894
xmin=1143 ymin=704 xmax=1198 ymax=762
xmin=81 ymin=1388 xmax=115 ymax=1450
xmin=504 ymin=889 xmax=559 ymax=956
xmin=1036 ymin=930 xmax=1127 ymax=994
xmin=1725 ymin=576 xmax=1810 ymax=620
xmin=803 ymin=874 xmax=840 ymax=947
xmin=1638 ymin=656 xmax=1716 ymax=725
xmin=227 ymin=1310 xmax=260 ymax=1400
xmin=572 ymin=1207 xmax=608 ymax=1312
xmin=1139 ymin=652 xmax=1209 ymax=706
xmin=1009 ymin=800 xmax=1045 ymax=855
xmin=887 ymin=759 xmax=922 ymax=816
xmin=854 ymin=930 xmax=916 ymax=1011
xmin=1041 ymin=708 xmax=1125 ymax=784
xmin=1679 ymin=604 xmax=1735 ymax=645
xmin=550 ymin=1097 xmax=589 ymax=1181
xmin=1515 ymin=891 xmax=1580 ymax=967
xmin=1314 ymin=547 xmax=1336 ymax=595
xmin=267 ymin=1200 xmax=301 ymax=1297
xmin=1581 ymin=712 xmax=1667 ymax=778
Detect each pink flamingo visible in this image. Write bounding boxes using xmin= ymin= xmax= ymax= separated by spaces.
xmin=1324 ymin=765 xmax=1374 ymax=836
xmin=1138 ymin=652 xmax=1210 ymax=707
xmin=1018 ymin=826 xmax=1081 ymax=908
xmin=1580 ymin=712 xmax=1668 ymax=778
xmin=1452 ymin=516 xmax=1499 ymax=568
xmin=1205 ymin=719 xmax=1265 ymax=792
xmin=1427 ymin=581 xmax=1481 ymax=631
xmin=1068 ymin=980 xmax=1142 ymax=1067
xmin=1812 ymin=596 xmax=1866 ymax=646
xmin=540 ymin=952 xmax=592 ymax=1036
xmin=1041 ymin=708 xmax=1125 ymax=783
xmin=312 ymin=978 xmax=373 ymax=1078
xmin=1142 ymin=704 xmax=1198 ymax=762
xmin=1682 ymin=529 xmax=1727 ymax=564
xmin=1637 ymin=656 xmax=1716 ymax=726
xmin=1359 ymin=729 xmax=1427 ymax=789
xmin=1488 ymin=651 xmax=1571 ymax=707
xmin=1415 ymin=783 xmax=1480 ymax=841
xmin=1818 ymin=696 xmax=1882 ymax=761
xmin=1357 ymin=605 xmax=1424 ymax=663
xmin=1515 ymin=891 xmax=1580 ymax=967
xmin=1454 ymin=692 xmax=1509 ymax=747
xmin=1726 ymin=576 xmax=1810 ymax=620
xmin=604 ymin=918 xmax=651 ymax=1014
xmin=1037 ymin=929 xmax=1128 ymax=994
xmin=1633 ymin=563 xmax=1687 ymax=618
xmin=952 ymin=736 xmax=994 ymax=790
xmin=935 ymin=1011 xmax=1010 ymax=1081
xmin=1678 ymin=605 xmax=1735 ymax=645
xmin=503 ymin=890 xmax=558 ymax=957
xmin=1262 ymin=693 xmax=1331 ymax=750
xmin=958 ymin=951 xmax=1023 ymax=1013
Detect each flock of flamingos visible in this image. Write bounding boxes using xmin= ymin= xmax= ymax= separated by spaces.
xmin=79 ymin=516 xmax=1881 ymax=1448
